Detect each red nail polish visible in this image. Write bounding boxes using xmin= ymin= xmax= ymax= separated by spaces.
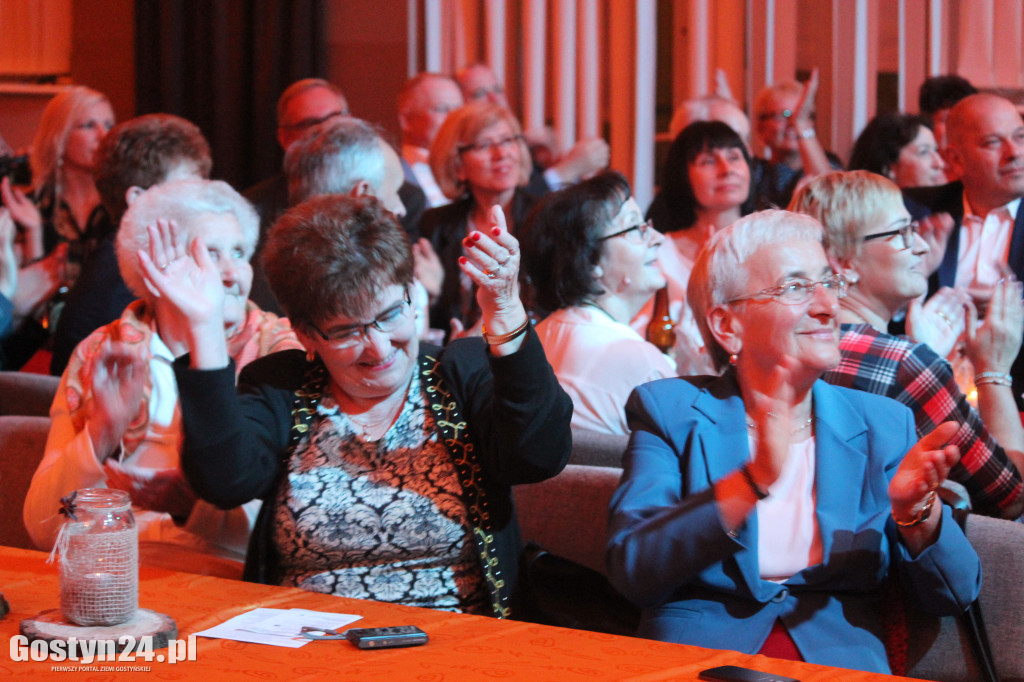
xmin=458 ymin=256 xmax=468 ymax=265
xmin=471 ymin=232 xmax=481 ymax=241
xmin=492 ymin=227 xmax=501 ymax=236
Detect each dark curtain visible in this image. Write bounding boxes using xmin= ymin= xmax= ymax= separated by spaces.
xmin=135 ymin=0 xmax=326 ymax=191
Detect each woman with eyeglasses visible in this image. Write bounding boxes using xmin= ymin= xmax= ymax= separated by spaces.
xmin=791 ymin=171 xmax=1024 ymax=518
xmin=144 ymin=194 xmax=571 ymax=615
xmin=520 ymin=171 xmax=675 ymax=435
xmin=606 ymin=209 xmax=980 ymax=674
xmin=421 ymin=101 xmax=536 ymax=337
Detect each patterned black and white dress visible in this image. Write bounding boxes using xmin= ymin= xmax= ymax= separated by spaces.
xmin=272 ymin=370 xmax=490 ymax=614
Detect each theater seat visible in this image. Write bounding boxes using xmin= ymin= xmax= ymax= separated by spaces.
xmin=903 ymin=513 xmax=1024 ymax=681
xmin=0 ymin=372 xmax=59 ymax=417
xmin=0 ymin=416 xmax=51 ymax=549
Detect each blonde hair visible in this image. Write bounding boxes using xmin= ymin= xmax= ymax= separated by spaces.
xmin=788 ymin=170 xmax=903 ymax=263
xmin=429 ymin=101 xmax=531 ymax=200
xmin=31 ymin=86 xmax=110 ymax=192
xmin=688 ymin=209 xmax=824 ymax=371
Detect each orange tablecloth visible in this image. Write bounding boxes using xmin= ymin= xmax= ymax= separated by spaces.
xmin=0 ymin=547 xmax=914 ymax=681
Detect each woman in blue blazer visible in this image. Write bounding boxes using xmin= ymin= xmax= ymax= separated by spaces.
xmin=606 ymin=210 xmax=981 ymax=675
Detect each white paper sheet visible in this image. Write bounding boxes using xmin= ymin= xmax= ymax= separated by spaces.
xmin=194 ymin=607 xmax=362 ymax=648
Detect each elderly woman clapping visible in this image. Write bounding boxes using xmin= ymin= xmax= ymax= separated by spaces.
xmin=791 ymin=170 xmax=1024 ymax=518
xmin=24 ymin=179 xmax=300 ymax=576
xmin=143 ymin=195 xmax=571 ymax=616
xmin=606 ymin=209 xmax=980 ymax=674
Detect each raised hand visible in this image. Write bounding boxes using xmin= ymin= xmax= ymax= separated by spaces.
xmin=916 ymin=212 xmax=955 ymax=276
xmin=86 ymin=338 xmax=149 ymax=462
xmin=0 ymin=207 xmax=16 ymax=298
xmin=965 ymin=277 xmax=1024 ymax=375
xmin=137 ymin=219 xmax=229 ymax=368
xmin=745 ymin=355 xmax=802 ymax=488
xmin=906 ymin=287 xmax=969 ymax=357
xmin=889 ymin=421 xmax=959 ymax=553
xmin=103 ymin=459 xmax=198 ymax=519
xmin=412 ymin=238 xmax=443 ymax=302
xmin=458 ymin=205 xmax=529 ymax=354
xmin=1 ymin=176 xmax=44 ymax=262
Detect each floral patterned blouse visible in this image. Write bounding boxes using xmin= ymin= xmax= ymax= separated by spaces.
xmin=272 ymin=370 xmax=490 ymax=614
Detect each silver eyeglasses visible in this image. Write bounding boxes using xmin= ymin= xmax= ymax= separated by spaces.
xmin=310 ymin=288 xmax=412 ymax=350
xmin=861 ymin=220 xmax=920 ymax=250
xmin=728 ymin=273 xmax=848 ymax=306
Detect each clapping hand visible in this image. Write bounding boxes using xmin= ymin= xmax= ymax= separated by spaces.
xmin=137 ymin=219 xmax=229 ymax=368
xmin=104 ymin=459 xmax=198 ymax=520
xmin=86 ymin=338 xmax=148 ymax=462
xmin=458 ymin=205 xmax=529 ymax=354
xmin=965 ymin=277 xmax=1024 ymax=375
xmin=890 ymin=422 xmax=959 ymax=550
xmin=906 ymin=287 xmax=969 ymax=357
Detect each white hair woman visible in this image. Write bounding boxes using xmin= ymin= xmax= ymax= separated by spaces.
xmin=607 ymin=209 xmax=980 ymax=674
xmin=24 ymin=179 xmax=300 ymax=577
xmin=791 ymin=170 xmax=1024 ymax=518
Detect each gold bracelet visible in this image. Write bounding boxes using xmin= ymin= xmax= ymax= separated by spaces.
xmin=482 ymin=318 xmax=530 ymax=346
xmin=892 ymin=490 xmax=937 ymax=527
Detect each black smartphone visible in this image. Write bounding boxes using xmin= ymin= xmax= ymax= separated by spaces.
xmin=345 ymin=625 xmax=429 ymax=649
xmin=698 ymin=665 xmax=800 ymax=682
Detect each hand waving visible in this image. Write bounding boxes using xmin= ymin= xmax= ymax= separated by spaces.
xmin=137 ymin=219 xmax=229 ymax=368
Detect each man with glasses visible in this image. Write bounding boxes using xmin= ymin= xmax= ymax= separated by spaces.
xmin=245 ymin=79 xmax=427 ymax=313
xmin=752 ymin=72 xmax=842 ymax=208
xmin=904 ymin=92 xmax=1024 ymax=410
xmin=285 ymin=117 xmax=440 ymax=341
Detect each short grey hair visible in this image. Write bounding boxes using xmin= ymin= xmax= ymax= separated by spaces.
xmin=688 ymin=209 xmax=825 ymax=371
xmin=284 ymin=118 xmax=386 ymax=205
xmin=116 ymin=178 xmax=259 ymax=299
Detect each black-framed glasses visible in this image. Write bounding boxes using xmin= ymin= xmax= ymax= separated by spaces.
xmin=728 ymin=273 xmax=848 ymax=306
xmin=309 ymin=288 xmax=412 ymax=350
xmin=458 ymin=134 xmax=524 ymax=155
xmin=598 ymin=220 xmax=653 ymax=244
xmin=861 ymin=220 xmax=920 ymax=250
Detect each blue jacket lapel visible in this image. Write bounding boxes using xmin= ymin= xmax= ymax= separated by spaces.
xmin=691 ymin=374 xmax=766 ymax=598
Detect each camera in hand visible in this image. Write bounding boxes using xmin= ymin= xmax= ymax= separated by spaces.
xmin=0 ymin=154 xmax=31 ymax=186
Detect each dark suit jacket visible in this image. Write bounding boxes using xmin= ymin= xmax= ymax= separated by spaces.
xmin=420 ymin=189 xmax=536 ymax=333
xmin=903 ymin=181 xmax=1024 ymax=407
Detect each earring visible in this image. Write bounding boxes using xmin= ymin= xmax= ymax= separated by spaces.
xmin=306 ymin=348 xmax=316 ymax=363
xmin=729 ymin=353 xmax=738 ymax=366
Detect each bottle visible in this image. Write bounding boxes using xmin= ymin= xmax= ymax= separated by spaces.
xmin=58 ymin=488 xmax=138 ymax=626
xmin=646 ymin=286 xmax=675 ymax=354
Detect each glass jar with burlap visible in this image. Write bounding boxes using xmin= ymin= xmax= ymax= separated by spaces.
xmin=56 ymin=488 xmax=138 ymax=626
